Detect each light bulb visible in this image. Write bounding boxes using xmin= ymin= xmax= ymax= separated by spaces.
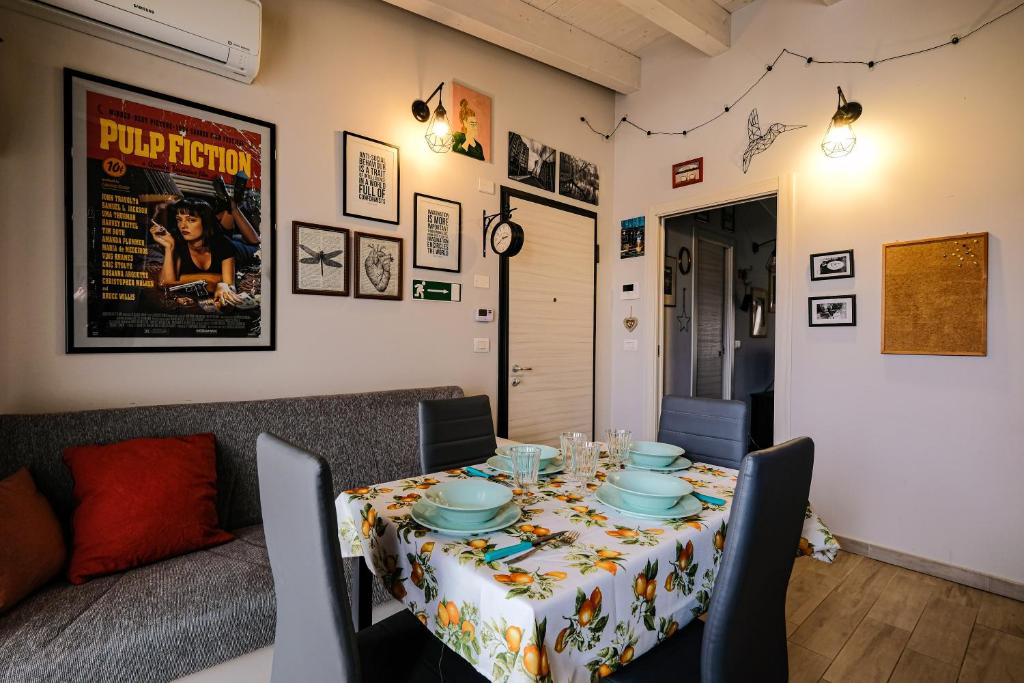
xmin=822 ymin=120 xmax=856 ymax=158
xmin=432 ymin=118 xmax=450 ymax=137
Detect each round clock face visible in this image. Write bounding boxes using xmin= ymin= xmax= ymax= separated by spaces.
xmin=492 ymin=224 xmax=514 ymax=254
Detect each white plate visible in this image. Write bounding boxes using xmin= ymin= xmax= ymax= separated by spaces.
xmin=625 ymin=455 xmax=692 ymax=472
xmin=486 ymin=455 xmax=564 ymax=476
xmin=411 ymin=500 xmax=521 ymax=535
xmin=595 ymin=485 xmax=702 ymax=520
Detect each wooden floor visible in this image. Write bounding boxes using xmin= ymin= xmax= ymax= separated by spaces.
xmin=787 ymin=551 xmax=1024 ymax=682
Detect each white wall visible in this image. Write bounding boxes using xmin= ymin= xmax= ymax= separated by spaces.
xmin=611 ymin=0 xmax=1024 ymax=583
xmin=0 ymin=0 xmax=615 ymax=432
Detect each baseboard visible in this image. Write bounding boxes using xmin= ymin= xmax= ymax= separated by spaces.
xmin=836 ymin=535 xmax=1024 ymax=602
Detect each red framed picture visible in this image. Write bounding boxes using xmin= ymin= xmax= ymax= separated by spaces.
xmin=672 ymin=157 xmax=704 ymax=188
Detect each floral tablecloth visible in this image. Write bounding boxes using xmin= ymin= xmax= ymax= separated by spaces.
xmin=335 ymin=455 xmax=838 ymax=683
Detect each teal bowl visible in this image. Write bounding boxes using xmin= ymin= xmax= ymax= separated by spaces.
xmin=605 ymin=470 xmax=692 ymax=512
xmin=424 ymin=480 xmax=513 ymax=525
xmin=497 ymin=444 xmax=560 ymax=466
xmin=628 ymin=441 xmax=685 ymax=468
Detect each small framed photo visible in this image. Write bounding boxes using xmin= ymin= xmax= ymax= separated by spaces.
xmin=355 ymin=232 xmax=403 ymax=300
xmin=672 ymin=157 xmax=703 ymax=188
xmin=664 ymin=256 xmax=677 ymax=307
xmin=808 ymin=295 xmax=856 ymax=327
xmin=343 ymin=132 xmax=400 ymax=224
xmin=750 ymin=287 xmax=768 ymax=337
xmin=414 ymin=193 xmax=461 ymax=273
xmin=810 ymin=249 xmax=855 ymax=281
xmin=293 ymin=222 xmax=349 ymax=296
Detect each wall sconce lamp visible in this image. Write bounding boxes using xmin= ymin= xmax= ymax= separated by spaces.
xmin=412 ymin=82 xmax=453 ymax=153
xmin=821 ymin=86 xmax=863 ymax=158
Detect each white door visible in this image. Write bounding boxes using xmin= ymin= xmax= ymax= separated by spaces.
xmin=502 ymin=191 xmax=596 ymax=446
xmin=693 ymin=237 xmax=734 ymax=399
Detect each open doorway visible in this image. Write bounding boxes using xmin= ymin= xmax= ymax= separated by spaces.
xmin=662 ymin=196 xmax=777 ymax=450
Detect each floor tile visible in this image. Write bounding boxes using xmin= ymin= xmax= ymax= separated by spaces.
xmin=867 ymin=568 xmax=936 ymax=632
xmin=906 ymin=596 xmax=977 ymax=667
xmin=822 ymin=617 xmax=909 ymax=682
xmin=888 ymin=649 xmax=958 ymax=683
xmin=958 ymin=624 xmax=1024 ymax=683
xmin=788 ymin=641 xmax=831 ymax=683
xmin=977 ymin=591 xmax=1024 ymax=639
xmin=787 ymin=568 xmax=836 ymax=625
xmin=790 ymin=589 xmax=872 ymax=659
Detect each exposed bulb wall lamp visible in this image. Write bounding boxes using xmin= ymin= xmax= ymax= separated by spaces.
xmin=412 ymin=82 xmax=453 ymax=153
xmin=821 ymin=86 xmax=863 ymax=158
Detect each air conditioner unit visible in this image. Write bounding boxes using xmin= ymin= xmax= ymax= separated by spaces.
xmin=5 ymin=0 xmax=262 ymax=83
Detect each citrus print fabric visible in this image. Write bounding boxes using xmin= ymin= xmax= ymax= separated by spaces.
xmin=336 ymin=457 xmax=838 ymax=682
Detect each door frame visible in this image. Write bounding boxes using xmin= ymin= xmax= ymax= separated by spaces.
xmin=646 ymin=176 xmax=794 ymax=443
xmin=497 ymin=186 xmax=598 ymax=438
xmin=690 ymin=234 xmax=735 ymax=399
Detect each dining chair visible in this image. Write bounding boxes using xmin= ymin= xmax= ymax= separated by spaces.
xmin=418 ymin=395 xmax=498 ymax=473
xmin=608 ymin=437 xmax=814 ymax=683
xmin=657 ymin=395 xmax=749 ymax=469
xmin=256 ymin=433 xmax=485 ymax=682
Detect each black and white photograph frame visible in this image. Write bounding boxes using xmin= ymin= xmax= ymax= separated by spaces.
xmin=343 ymin=131 xmax=400 ymax=225
xmin=664 ymin=256 xmax=677 ymax=307
xmin=355 ymin=232 xmax=403 ymax=300
xmin=558 ymin=151 xmax=599 ymax=205
xmin=808 ymin=295 xmax=857 ymax=327
xmin=413 ymin=193 xmax=461 ymax=273
xmin=293 ymin=222 xmax=349 ymax=297
xmin=508 ymin=131 xmax=556 ymax=193
xmin=810 ymin=249 xmax=855 ymax=281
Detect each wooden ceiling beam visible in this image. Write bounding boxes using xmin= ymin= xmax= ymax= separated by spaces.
xmin=614 ymin=0 xmax=731 ymax=56
xmin=380 ymin=0 xmax=642 ymax=93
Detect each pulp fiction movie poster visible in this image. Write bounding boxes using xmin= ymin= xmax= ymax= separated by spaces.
xmin=65 ymin=70 xmax=275 ymax=352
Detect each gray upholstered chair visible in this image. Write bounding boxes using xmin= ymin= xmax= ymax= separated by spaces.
xmin=256 ymin=433 xmax=483 ymax=682
xmin=658 ymin=395 xmax=750 ymax=469
xmin=418 ymin=395 xmax=498 ymax=473
xmin=609 ymin=437 xmax=814 ymax=682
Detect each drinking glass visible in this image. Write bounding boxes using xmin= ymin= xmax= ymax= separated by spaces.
xmin=509 ymin=445 xmax=540 ymax=489
xmin=560 ymin=431 xmax=587 ymax=475
xmin=571 ymin=441 xmax=601 ymax=486
xmin=605 ymin=429 xmax=632 ymax=469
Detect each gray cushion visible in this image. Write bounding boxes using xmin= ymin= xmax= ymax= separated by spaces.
xmin=0 ymin=526 xmax=274 ymax=683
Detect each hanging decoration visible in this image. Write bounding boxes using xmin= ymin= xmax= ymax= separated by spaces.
xmin=579 ymin=2 xmax=1023 ymax=142
xmin=742 ymin=109 xmax=805 ymax=173
xmin=821 ymin=86 xmax=863 ymax=158
xmin=623 ymin=307 xmax=639 ymax=332
xmin=675 ymin=288 xmax=691 ymax=333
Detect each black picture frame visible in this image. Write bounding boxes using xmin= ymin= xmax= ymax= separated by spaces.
xmin=354 ymin=232 xmax=404 ymax=300
xmin=63 ymin=69 xmax=276 ymax=353
xmin=413 ymin=193 xmax=462 ymax=273
xmin=809 ymin=249 xmax=855 ymax=281
xmin=808 ymin=295 xmax=857 ymax=327
xmin=293 ymin=222 xmax=350 ymax=297
xmin=342 ymin=131 xmax=400 ymax=225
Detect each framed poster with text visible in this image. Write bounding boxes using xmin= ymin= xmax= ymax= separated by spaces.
xmin=64 ymin=69 xmax=276 ymax=352
xmin=343 ymin=131 xmax=400 ymax=224
xmin=413 ymin=193 xmax=461 ymax=273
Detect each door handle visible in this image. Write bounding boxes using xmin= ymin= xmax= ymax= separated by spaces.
xmin=512 ymin=364 xmax=533 ymax=373
xmin=511 ymin=377 xmax=522 ymax=387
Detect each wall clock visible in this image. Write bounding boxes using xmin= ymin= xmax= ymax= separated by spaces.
xmin=678 ymin=246 xmax=692 ymax=275
xmin=491 ymin=221 xmax=525 ymax=257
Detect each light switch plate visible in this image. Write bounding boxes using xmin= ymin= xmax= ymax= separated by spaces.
xmin=477 ymin=179 xmax=496 ymax=194
xmin=474 ymin=274 xmax=490 ymax=289
xmin=623 ymin=339 xmax=638 ymax=351
xmin=473 ymin=338 xmax=490 ymax=353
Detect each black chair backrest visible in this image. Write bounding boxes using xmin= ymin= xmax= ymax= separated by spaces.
xmin=658 ymin=395 xmax=749 ymax=469
xmin=418 ymin=395 xmax=497 ymax=473
xmin=257 ymin=433 xmax=359 ymax=682
xmin=701 ymin=437 xmax=814 ymax=683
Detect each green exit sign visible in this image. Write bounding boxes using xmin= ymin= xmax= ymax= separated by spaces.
xmin=412 ymin=279 xmax=462 ymax=302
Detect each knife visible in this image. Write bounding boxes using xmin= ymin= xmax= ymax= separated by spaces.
xmin=484 ymin=531 xmax=568 ymax=563
xmin=692 ymin=491 xmax=727 ymax=506
xmin=464 ymin=466 xmax=514 ymax=487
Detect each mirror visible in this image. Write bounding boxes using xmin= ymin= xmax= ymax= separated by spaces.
xmin=750 ymin=287 xmax=768 ymax=338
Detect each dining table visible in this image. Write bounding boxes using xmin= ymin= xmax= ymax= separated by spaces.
xmin=335 ymin=439 xmax=838 ymax=682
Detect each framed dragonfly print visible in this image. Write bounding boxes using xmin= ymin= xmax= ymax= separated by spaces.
xmin=293 ymin=222 xmax=349 ymax=296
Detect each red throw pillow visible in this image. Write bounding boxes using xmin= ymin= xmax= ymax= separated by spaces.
xmin=0 ymin=468 xmax=67 ymax=612
xmin=63 ymin=433 xmax=233 ymax=584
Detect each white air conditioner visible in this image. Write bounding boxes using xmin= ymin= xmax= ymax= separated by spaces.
xmin=5 ymin=0 xmax=262 ymax=83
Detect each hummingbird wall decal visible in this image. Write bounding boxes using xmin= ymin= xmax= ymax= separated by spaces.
xmin=742 ymin=109 xmax=806 ymax=173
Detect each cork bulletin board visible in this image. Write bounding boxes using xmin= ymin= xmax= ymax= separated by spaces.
xmin=882 ymin=232 xmax=988 ymax=356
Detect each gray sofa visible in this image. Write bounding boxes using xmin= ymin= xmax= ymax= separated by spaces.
xmin=0 ymin=385 xmax=463 ymax=683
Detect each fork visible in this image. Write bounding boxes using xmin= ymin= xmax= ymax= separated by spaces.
xmin=515 ymin=530 xmax=579 ymax=562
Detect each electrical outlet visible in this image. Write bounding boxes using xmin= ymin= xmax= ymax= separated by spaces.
xmin=623 ymin=339 xmax=638 ymax=351
xmin=477 ymin=179 xmax=495 ymax=194
xmin=474 ymin=274 xmax=490 ymax=288
xmin=473 ymin=338 xmax=490 ymax=353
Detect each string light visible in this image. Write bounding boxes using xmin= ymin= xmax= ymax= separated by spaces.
xmin=580 ymin=2 xmax=1023 ymax=142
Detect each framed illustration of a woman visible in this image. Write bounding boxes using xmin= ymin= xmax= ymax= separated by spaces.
xmin=451 ymin=82 xmax=491 ymax=162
